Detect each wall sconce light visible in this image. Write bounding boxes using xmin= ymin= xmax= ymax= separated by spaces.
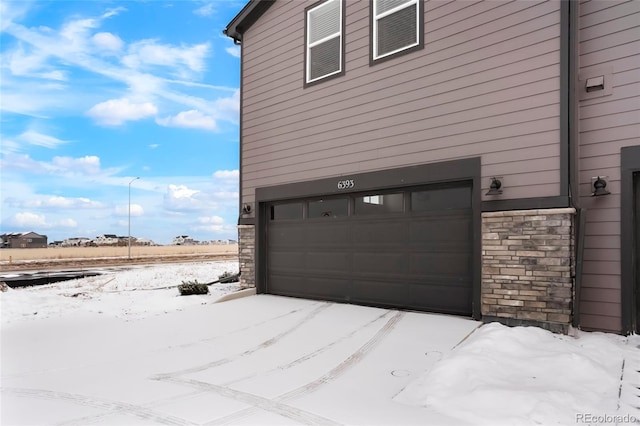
xmin=591 ymin=176 xmax=611 ymax=196
xmin=486 ymin=177 xmax=503 ymax=196
xmin=242 ymin=203 xmax=252 ymax=214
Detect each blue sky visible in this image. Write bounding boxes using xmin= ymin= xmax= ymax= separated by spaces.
xmin=1 ymin=0 xmax=245 ymax=245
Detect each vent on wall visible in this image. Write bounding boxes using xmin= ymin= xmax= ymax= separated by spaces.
xmin=579 ymin=66 xmax=613 ymax=101
xmin=585 ymin=76 xmax=605 ymax=93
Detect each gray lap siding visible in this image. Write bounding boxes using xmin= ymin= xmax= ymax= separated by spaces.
xmin=241 ymin=0 xmax=562 ymax=206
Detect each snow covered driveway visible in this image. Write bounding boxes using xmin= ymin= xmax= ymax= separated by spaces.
xmin=2 ymin=292 xmax=480 ymax=425
xmin=2 ymin=263 xmax=639 ymax=425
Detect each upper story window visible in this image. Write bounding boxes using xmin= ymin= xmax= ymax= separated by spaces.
xmin=372 ymin=0 xmax=423 ymax=62
xmin=305 ymin=0 xmax=344 ymax=85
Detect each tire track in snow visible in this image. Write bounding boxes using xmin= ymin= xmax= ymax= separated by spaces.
xmin=0 ymin=387 xmax=196 ymax=426
xmin=158 ymin=302 xmax=327 ymax=352
xmin=222 ymin=310 xmax=393 ymax=387
xmin=280 ymin=310 xmax=404 ymax=400
xmin=58 ymin=390 xmax=205 ymax=426
xmin=161 ymin=377 xmax=340 ymax=426
xmin=618 ymin=339 xmax=640 ymax=415
xmin=152 ymin=303 xmax=331 ymax=380
xmin=204 ymin=311 xmax=405 ymax=425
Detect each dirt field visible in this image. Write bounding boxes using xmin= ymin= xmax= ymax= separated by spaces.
xmin=0 ymin=245 xmax=238 ymax=271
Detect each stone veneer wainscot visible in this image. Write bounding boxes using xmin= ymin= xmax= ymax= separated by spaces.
xmin=238 ymin=225 xmax=255 ymax=288
xmin=481 ymin=208 xmax=575 ymax=333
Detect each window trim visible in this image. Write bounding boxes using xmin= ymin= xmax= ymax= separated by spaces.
xmin=370 ymin=0 xmax=424 ymax=64
xmin=304 ymin=0 xmax=345 ymax=87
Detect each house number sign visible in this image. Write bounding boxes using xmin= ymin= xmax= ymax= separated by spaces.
xmin=337 ymin=179 xmax=355 ymax=190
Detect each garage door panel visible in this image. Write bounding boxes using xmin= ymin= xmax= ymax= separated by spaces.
xmin=306 ymin=252 xmax=351 ymax=273
xmin=409 ymin=216 xmax=472 ymax=244
xmin=304 ymin=277 xmax=350 ymax=300
xmin=267 ymin=275 xmax=349 ymax=301
xmin=305 ymin=221 xmax=351 ymax=245
xmin=409 ymin=283 xmax=472 ymax=314
xmin=268 ymin=250 xmax=306 ymax=271
xmin=268 ymin=224 xmax=308 ymax=246
xmin=410 ymin=252 xmax=472 ymax=276
xmin=351 ymin=280 xmax=408 ymax=306
xmin=352 ymin=221 xmax=408 ymax=245
xmin=353 ymin=252 xmax=408 ymax=276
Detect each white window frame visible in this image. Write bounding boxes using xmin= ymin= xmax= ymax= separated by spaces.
xmin=372 ymin=0 xmax=420 ymax=61
xmin=305 ymin=0 xmax=343 ymax=84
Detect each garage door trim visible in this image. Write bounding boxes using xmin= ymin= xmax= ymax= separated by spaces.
xmin=255 ymin=157 xmax=482 ymax=319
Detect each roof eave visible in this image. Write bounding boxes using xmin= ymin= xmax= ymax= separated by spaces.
xmin=223 ymin=0 xmax=275 ymax=44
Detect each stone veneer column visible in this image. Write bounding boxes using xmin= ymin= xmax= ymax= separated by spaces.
xmin=481 ymin=208 xmax=575 ymax=333
xmin=238 ymin=225 xmax=255 ymax=288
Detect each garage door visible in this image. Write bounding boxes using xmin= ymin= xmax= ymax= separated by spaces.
xmin=265 ymin=182 xmax=473 ymax=315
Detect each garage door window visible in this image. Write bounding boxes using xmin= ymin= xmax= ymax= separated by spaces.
xmin=309 ymin=198 xmax=349 ymax=218
xmin=355 ymin=192 xmax=403 ymax=215
xmin=412 ymin=186 xmax=471 ymax=211
xmin=271 ymin=203 xmax=304 ymax=220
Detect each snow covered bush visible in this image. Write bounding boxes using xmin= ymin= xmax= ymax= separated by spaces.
xmin=178 ymin=281 xmax=209 ymax=296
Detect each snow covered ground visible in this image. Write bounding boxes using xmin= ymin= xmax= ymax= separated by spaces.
xmin=1 ymin=261 xmax=640 ymax=425
xmin=1 ymin=261 xmax=242 ymax=324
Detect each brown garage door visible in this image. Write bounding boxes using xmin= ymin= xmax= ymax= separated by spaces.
xmin=265 ymin=182 xmax=473 ymax=315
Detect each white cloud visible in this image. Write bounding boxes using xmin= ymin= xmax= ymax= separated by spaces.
xmin=122 ymin=40 xmax=210 ymax=75
xmin=86 ymin=98 xmax=158 ymax=126
xmin=0 ymin=1 xmax=30 ymax=32
xmin=210 ymin=90 xmax=240 ymax=123
xmin=149 ymin=144 xmax=160 ymax=149
xmin=194 ymin=3 xmax=216 ymax=17
xmin=92 ymin=32 xmax=123 ymax=53
xmin=1 ymin=7 xmax=240 ymax=131
xmin=57 ymin=218 xmax=78 ymax=228
xmin=226 ymin=46 xmax=240 ymax=58
xmin=18 ymin=130 xmax=69 ymax=148
xmin=168 ymin=184 xmax=199 ymax=199
xmin=156 ymin=110 xmax=216 ymax=131
xmin=102 ymin=7 xmax=127 ymax=19
xmin=114 ymin=204 xmax=144 ymax=217
xmin=192 ymin=216 xmax=227 ymax=232
xmin=9 ymin=212 xmax=49 ymax=228
xmin=52 ymin=155 xmax=102 ymax=175
xmin=7 ymin=44 xmax=67 ymax=81
xmin=213 ymin=170 xmax=239 ymax=180
xmin=164 ymin=184 xmax=210 ymax=212
xmin=0 ymin=153 xmax=120 ymax=178
xmin=198 ymin=216 xmax=224 ymax=224
xmin=22 ymin=196 xmax=104 ymax=210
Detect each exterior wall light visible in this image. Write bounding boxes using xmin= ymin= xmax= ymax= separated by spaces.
xmin=242 ymin=203 xmax=253 ymax=214
xmin=486 ymin=177 xmax=503 ymax=196
xmin=591 ymin=176 xmax=611 ymax=196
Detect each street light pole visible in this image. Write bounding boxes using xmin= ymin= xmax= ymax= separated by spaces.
xmin=128 ymin=177 xmax=140 ymax=259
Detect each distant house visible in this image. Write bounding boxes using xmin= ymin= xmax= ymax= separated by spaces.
xmin=172 ymin=235 xmax=197 ymax=246
xmin=135 ymin=238 xmax=155 ymax=246
xmin=0 ymin=232 xmax=48 ymax=248
xmin=61 ymin=237 xmax=91 ymax=247
xmin=93 ymin=234 xmax=120 ymax=246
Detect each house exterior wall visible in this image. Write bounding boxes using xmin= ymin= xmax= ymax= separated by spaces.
xmin=1 ymin=233 xmax=48 ymax=249
xmin=240 ymin=0 xmax=563 ymax=206
xmin=576 ymin=0 xmax=640 ymax=333
xmin=231 ymin=0 xmax=639 ymax=333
